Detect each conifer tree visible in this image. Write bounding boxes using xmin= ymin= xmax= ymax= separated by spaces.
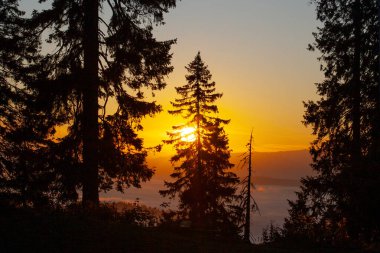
xmin=0 ymin=0 xmax=53 ymax=206
xmin=25 ymin=0 xmax=176 ymax=206
xmin=0 ymin=0 xmax=28 ymax=171
xmin=160 ymin=52 xmax=239 ymax=230
xmin=0 ymin=0 xmax=25 ymax=175
xmin=284 ymin=0 xmax=380 ymax=244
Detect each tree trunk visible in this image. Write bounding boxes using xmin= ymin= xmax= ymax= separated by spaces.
xmin=82 ymin=0 xmax=99 ymax=207
xmin=194 ymin=81 xmax=203 ymax=227
xmin=244 ymin=131 xmax=253 ymax=242
xmin=352 ymin=0 xmax=361 ymax=169
xmin=376 ymin=0 xmax=380 ymax=159
xmin=347 ymin=0 xmax=362 ymax=237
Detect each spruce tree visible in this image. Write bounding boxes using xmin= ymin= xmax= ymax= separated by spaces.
xmin=0 ymin=0 xmax=53 ymax=206
xmin=284 ymin=0 xmax=380 ymax=244
xmin=0 ymin=0 xmax=28 ymax=173
xmin=25 ymin=0 xmax=176 ymax=206
xmin=160 ymin=52 xmax=239 ymax=231
xmin=0 ymin=0 xmax=25 ymax=177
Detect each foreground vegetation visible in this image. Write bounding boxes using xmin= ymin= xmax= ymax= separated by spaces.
xmin=0 ymin=205 xmax=249 ymax=253
xmin=1 ymin=205 xmax=377 ymax=253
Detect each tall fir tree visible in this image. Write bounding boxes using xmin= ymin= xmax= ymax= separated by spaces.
xmin=284 ymin=0 xmax=380 ymax=245
xmin=25 ymin=0 xmax=176 ymax=206
xmin=0 ymin=0 xmax=55 ymax=207
xmin=0 ymin=0 xmax=26 ymax=185
xmin=160 ymin=52 xmax=239 ymax=231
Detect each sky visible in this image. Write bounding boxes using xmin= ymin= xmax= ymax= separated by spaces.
xmin=16 ymin=1 xmax=321 ymax=236
xmin=19 ymin=0 xmax=323 ymax=154
xmin=141 ymin=0 xmax=323 ymax=154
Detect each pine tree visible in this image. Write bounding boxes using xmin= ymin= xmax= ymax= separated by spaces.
xmin=160 ymin=52 xmax=239 ymax=230
xmin=0 ymin=0 xmax=27 ymax=173
xmin=0 ymin=0 xmax=53 ymax=206
xmin=25 ymin=0 xmax=177 ymax=206
xmin=284 ymin=0 xmax=380 ymax=244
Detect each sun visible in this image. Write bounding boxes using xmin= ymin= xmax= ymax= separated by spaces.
xmin=179 ymin=126 xmax=196 ymax=142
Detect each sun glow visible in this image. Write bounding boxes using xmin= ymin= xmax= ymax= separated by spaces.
xmin=179 ymin=126 xmax=196 ymax=142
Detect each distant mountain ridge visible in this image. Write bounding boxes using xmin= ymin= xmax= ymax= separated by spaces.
xmin=148 ymin=150 xmax=314 ymax=187
xmin=232 ymin=150 xmax=313 ymax=179
xmin=103 ymin=150 xmax=312 ymax=212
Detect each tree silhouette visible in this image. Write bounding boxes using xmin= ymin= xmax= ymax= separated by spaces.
xmin=284 ymin=0 xmax=380 ymax=245
xmin=160 ymin=52 xmax=239 ymax=230
xmin=0 ymin=0 xmax=54 ymax=206
xmin=238 ymin=131 xmax=259 ymax=242
xmin=25 ymin=0 xmax=177 ymax=206
xmin=0 ymin=0 xmax=26 ymax=185
xmin=376 ymin=0 xmax=380 ymax=177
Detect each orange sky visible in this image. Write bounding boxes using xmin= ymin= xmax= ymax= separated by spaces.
xmin=139 ymin=0 xmax=323 ymax=154
xmin=21 ymin=0 xmax=324 ymax=155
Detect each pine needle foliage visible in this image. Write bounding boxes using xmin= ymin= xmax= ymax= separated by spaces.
xmin=160 ymin=52 xmax=239 ymax=232
xmin=284 ymin=0 xmax=380 ymax=245
xmin=11 ymin=0 xmax=177 ymax=206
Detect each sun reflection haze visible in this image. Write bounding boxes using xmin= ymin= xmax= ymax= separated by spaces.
xmin=179 ymin=126 xmax=196 ymax=142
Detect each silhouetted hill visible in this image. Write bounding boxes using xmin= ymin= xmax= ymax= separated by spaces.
xmin=232 ymin=150 xmax=312 ymax=179
xmin=148 ymin=150 xmax=313 ymax=187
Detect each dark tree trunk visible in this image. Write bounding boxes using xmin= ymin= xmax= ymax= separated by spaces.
xmin=376 ymin=0 xmax=380 ymax=159
xmin=82 ymin=0 xmax=99 ymax=207
xmin=352 ymin=0 xmax=362 ymax=169
xmin=347 ymin=0 xmax=362 ymax=237
xmin=243 ymin=131 xmax=253 ymax=242
xmin=194 ymin=82 xmax=203 ymax=227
